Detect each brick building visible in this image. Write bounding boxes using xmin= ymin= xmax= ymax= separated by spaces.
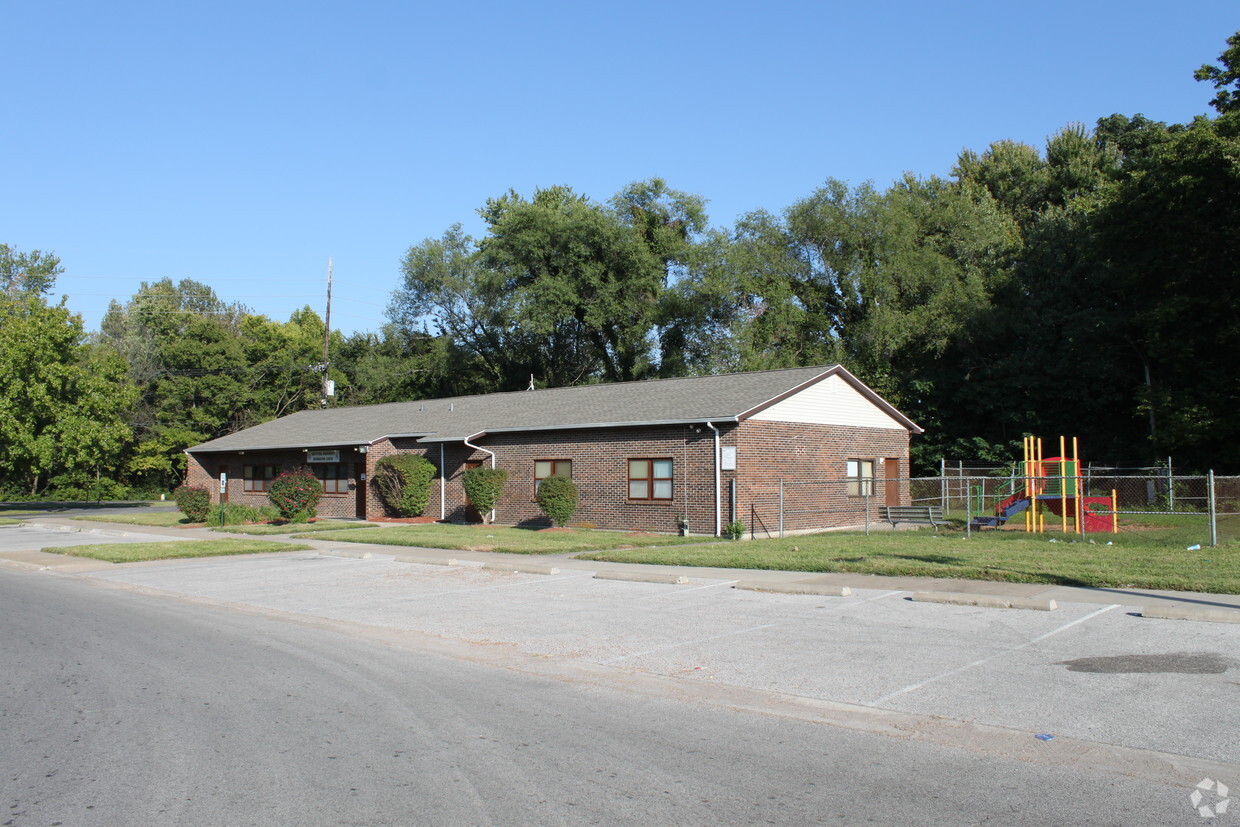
xmin=185 ymin=365 xmax=921 ymax=535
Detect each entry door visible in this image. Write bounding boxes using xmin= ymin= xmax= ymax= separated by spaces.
xmin=355 ymin=461 xmax=367 ymax=519
xmin=885 ymin=458 xmax=901 ymax=507
xmin=463 ymin=460 xmax=483 ymax=522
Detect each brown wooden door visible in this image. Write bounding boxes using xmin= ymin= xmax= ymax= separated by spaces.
xmin=355 ymin=461 xmax=367 ymax=519
xmin=463 ymin=460 xmax=483 ymax=522
xmin=885 ymin=458 xmax=901 ymax=506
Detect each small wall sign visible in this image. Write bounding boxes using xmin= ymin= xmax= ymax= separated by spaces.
xmin=721 ymin=446 xmax=737 ymax=470
xmin=307 ymin=450 xmax=340 ymax=463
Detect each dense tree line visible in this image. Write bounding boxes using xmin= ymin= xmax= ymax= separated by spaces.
xmin=2 ymin=33 xmax=1237 ymax=496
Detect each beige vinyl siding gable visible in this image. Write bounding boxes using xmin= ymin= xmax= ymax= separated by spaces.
xmin=746 ymin=374 xmax=907 ymax=430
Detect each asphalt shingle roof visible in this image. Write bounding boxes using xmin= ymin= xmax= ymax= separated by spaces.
xmin=188 ymin=365 xmax=915 ymax=454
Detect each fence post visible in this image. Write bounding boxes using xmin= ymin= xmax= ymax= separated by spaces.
xmin=940 ymin=458 xmax=946 ymax=512
xmin=1078 ymin=473 xmax=1086 ymax=540
xmin=865 ymin=488 xmax=870 ymax=536
xmin=1167 ymin=458 xmax=1174 ymax=511
xmin=1209 ymin=470 xmax=1217 ymax=548
xmin=778 ymin=478 xmax=784 ymax=539
xmin=965 ymin=477 xmax=971 ymax=539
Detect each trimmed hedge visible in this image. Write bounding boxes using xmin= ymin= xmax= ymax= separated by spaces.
xmin=374 ymin=454 xmax=436 ymax=517
xmin=461 ymin=466 xmax=507 ymax=524
xmin=535 ymin=475 xmax=578 ymax=527
xmin=172 ymin=485 xmax=211 ymax=522
xmin=267 ymin=467 xmax=322 ymax=522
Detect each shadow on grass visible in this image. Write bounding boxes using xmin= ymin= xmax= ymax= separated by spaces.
xmin=0 ymin=501 xmax=169 ymax=513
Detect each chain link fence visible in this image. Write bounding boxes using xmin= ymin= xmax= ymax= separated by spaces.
xmin=737 ymin=474 xmax=1237 ymax=546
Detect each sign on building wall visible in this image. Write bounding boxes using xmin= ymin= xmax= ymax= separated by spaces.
xmin=721 ymin=446 xmax=737 ymax=470
xmin=307 ymin=450 xmax=340 ymax=463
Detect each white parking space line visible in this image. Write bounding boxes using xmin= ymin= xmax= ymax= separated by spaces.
xmin=600 ymin=622 xmax=782 ymax=665
xmin=868 ymin=604 xmax=1121 ymax=707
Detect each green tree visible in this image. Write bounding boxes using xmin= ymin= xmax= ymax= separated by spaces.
xmin=0 ymin=293 xmax=134 ymax=495
xmin=0 ymin=243 xmax=63 ymax=297
xmin=1195 ymin=30 xmax=1240 ymax=115
xmin=391 ymin=181 xmax=709 ymax=391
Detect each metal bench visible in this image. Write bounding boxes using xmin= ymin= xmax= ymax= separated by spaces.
xmin=882 ymin=505 xmax=945 ymax=530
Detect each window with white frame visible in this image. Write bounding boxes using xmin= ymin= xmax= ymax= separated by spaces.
xmin=847 ymin=459 xmax=874 ymax=497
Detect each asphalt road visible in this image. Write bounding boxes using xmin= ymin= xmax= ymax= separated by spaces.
xmin=0 ymin=569 xmax=1213 ymax=826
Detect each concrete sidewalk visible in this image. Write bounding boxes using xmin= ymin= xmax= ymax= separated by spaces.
xmin=9 ymin=515 xmax=1240 ymax=615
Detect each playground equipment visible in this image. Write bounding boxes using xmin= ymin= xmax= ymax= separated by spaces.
xmin=970 ymin=436 xmax=1117 ymax=534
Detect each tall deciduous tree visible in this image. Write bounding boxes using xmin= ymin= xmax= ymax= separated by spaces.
xmin=0 ymin=292 xmax=133 ymax=495
xmin=1 ymin=243 xmax=63 ymax=297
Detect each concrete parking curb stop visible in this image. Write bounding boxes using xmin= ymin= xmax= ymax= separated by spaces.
xmin=735 ymin=580 xmax=852 ymax=597
xmin=594 ymin=571 xmax=689 ymax=585
xmin=911 ymin=592 xmax=1058 ymax=611
xmin=481 ymin=562 xmax=561 ymax=575
xmin=1142 ymin=604 xmax=1240 ymax=624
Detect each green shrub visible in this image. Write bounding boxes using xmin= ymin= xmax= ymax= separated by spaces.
xmin=461 ymin=466 xmax=507 ymax=523
xmin=374 ymin=454 xmax=437 ymax=517
xmin=207 ymin=502 xmax=267 ymax=526
xmin=535 ymin=475 xmax=578 ymax=527
xmin=173 ymin=485 xmax=211 ymax=522
xmin=723 ymin=519 xmax=746 ymax=540
xmin=267 ymin=467 xmax=322 ymax=522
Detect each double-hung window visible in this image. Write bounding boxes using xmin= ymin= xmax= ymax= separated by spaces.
xmin=847 ymin=459 xmax=874 ymax=497
xmin=534 ymin=460 xmax=572 ymax=493
xmin=628 ymin=458 xmax=673 ymax=501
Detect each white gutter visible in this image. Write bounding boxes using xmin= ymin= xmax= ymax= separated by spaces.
xmin=439 ymin=443 xmax=446 ymax=520
xmin=705 ymin=421 xmax=721 ymax=537
xmin=461 ymin=432 xmax=496 ymax=522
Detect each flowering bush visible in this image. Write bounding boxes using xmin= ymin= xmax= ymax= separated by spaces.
xmin=266 ymin=467 xmax=322 ymax=522
xmin=172 ymin=485 xmax=211 ymax=523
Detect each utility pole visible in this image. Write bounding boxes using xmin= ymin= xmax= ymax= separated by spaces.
xmin=321 ymin=257 xmax=332 ymax=408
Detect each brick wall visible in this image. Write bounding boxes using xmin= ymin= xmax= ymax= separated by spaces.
xmin=185 ymin=417 xmax=912 ymax=534
xmin=733 ymin=420 xmax=911 ymax=533
xmin=185 ymin=447 xmax=369 ymax=519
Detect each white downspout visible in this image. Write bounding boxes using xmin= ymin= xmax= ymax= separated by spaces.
xmin=462 ymin=434 xmax=496 ymax=522
xmin=439 ymin=443 xmax=446 ymax=520
xmin=705 ymin=421 xmax=720 ymax=537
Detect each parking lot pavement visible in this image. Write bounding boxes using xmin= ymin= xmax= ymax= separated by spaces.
xmin=0 ymin=524 xmax=190 ymax=552
xmin=74 ymin=551 xmax=1240 ymax=768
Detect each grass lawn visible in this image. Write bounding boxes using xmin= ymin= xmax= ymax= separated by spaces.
xmin=40 ymin=539 xmax=311 ymax=564
xmin=577 ymin=524 xmax=1240 ymax=594
xmin=300 ymin=524 xmax=714 ymax=554
xmin=77 ymin=512 xmax=194 ymax=527
xmin=0 ymin=518 xmax=20 ymax=526
xmin=213 ymin=521 xmax=380 ymax=535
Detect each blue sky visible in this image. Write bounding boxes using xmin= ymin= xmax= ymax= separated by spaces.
xmin=4 ymin=1 xmax=1235 ymax=335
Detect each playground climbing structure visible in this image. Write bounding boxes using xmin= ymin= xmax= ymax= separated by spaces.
xmin=970 ymin=436 xmax=1117 ymax=534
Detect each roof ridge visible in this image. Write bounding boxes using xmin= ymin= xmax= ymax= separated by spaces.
xmin=300 ymin=364 xmax=839 ymax=414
